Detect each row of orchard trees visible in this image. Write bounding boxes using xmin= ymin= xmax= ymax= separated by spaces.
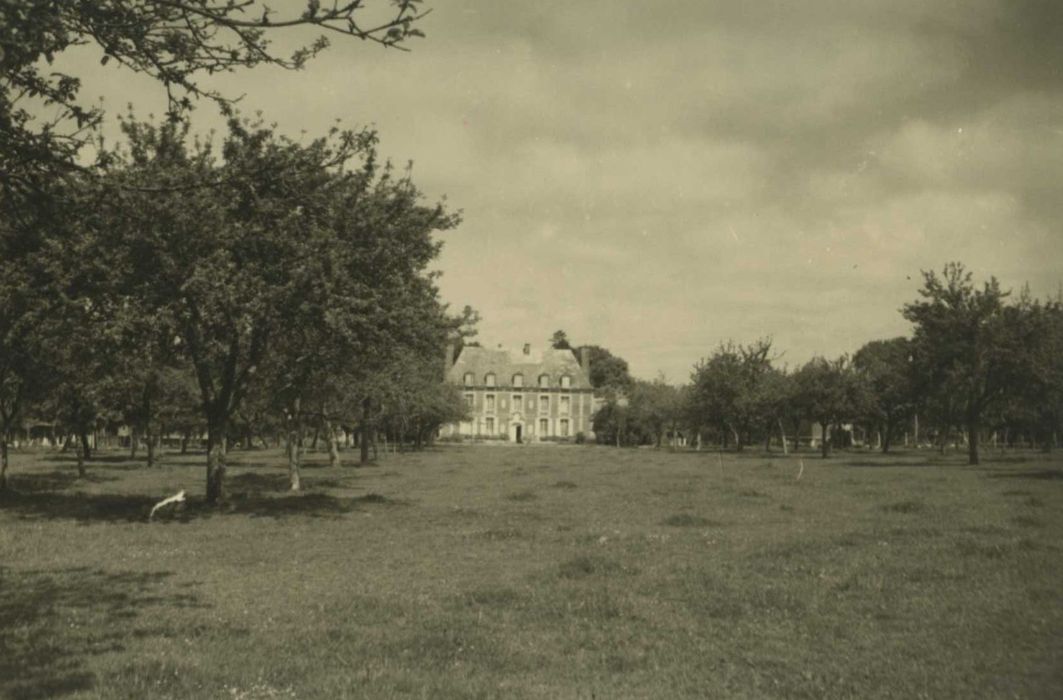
xmin=0 ymin=115 xmax=471 ymax=499
xmin=591 ymin=264 xmax=1063 ymax=465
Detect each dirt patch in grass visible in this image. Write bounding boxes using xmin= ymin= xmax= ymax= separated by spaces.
xmin=506 ymin=490 xmax=537 ymax=502
xmin=552 ymin=480 xmax=578 ymax=489
xmin=882 ymin=500 xmax=926 ymax=514
xmin=661 ymin=513 xmax=721 ymax=528
xmin=1011 ymin=515 xmax=1044 ymax=529
xmin=557 ymin=554 xmax=627 ymax=580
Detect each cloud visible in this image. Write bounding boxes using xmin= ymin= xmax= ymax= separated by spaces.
xmin=44 ymin=0 xmax=1063 ymax=381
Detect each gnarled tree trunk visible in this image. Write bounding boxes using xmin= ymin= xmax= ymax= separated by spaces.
xmin=205 ymin=418 xmax=228 ymax=504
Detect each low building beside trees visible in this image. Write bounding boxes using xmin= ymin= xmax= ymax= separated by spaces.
xmin=441 ymin=343 xmax=597 ymax=442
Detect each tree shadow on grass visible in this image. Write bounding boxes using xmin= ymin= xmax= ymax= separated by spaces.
xmin=6 ymin=471 xmax=118 ymax=493
xmin=986 ymin=468 xmax=1063 ymax=481
xmin=0 ymin=487 xmax=405 ymax=524
xmin=41 ymin=453 xmax=148 ymax=469
xmin=0 ymin=566 xmax=204 ymax=700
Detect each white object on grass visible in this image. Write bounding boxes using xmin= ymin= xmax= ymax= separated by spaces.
xmin=149 ymin=490 xmax=186 ymax=520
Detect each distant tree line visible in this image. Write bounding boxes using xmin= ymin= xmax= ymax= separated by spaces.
xmin=561 ymin=263 xmax=1063 ymax=464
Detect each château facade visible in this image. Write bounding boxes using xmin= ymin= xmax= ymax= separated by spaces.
xmin=441 ymin=343 xmax=596 ymax=442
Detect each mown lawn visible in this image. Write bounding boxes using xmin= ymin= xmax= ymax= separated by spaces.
xmin=1 ymin=444 xmax=1061 ymax=699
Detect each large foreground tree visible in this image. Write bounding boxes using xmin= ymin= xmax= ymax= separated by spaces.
xmin=85 ymin=116 xmax=455 ymax=502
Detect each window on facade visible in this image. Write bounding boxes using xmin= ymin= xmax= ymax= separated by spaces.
xmin=485 ymin=372 xmax=496 ymax=387
xmin=463 ymin=372 xmax=475 ymax=386
xmin=560 ymin=419 xmax=570 ymax=437
xmin=539 ymin=418 xmax=549 ymax=436
xmin=560 ymin=375 xmax=571 ymax=388
xmin=512 ymin=373 xmax=523 ymax=388
xmin=538 ymin=374 xmax=550 ymax=388
xmin=560 ymin=395 xmax=571 ymax=415
xmin=485 ymin=417 xmax=495 ymax=435
xmin=485 ymin=394 xmax=495 ymax=413
xmin=463 ymin=393 xmax=474 ymax=408
xmin=539 ymin=395 xmax=549 ymax=413
xmin=512 ymin=395 xmax=523 ymax=413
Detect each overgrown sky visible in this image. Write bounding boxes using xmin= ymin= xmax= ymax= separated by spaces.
xmin=62 ymin=0 xmax=1063 ymax=380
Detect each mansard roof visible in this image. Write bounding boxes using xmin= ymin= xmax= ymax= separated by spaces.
xmin=447 ymin=345 xmax=592 ymax=390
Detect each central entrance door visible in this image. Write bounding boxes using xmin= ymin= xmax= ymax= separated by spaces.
xmin=515 ymin=424 xmax=523 ymax=443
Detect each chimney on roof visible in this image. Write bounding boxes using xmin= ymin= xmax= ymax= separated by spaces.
xmin=523 ymin=343 xmax=531 ymax=356
xmin=580 ymin=346 xmax=591 ymax=377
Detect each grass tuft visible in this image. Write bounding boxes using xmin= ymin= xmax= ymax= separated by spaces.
xmin=557 ymin=554 xmax=624 ymax=579
xmin=882 ymin=500 xmax=926 ymax=514
xmin=506 ymin=490 xmax=537 ymax=502
xmin=738 ymin=489 xmax=769 ymax=498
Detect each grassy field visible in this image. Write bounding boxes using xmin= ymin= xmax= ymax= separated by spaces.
xmin=1 ymin=443 xmax=1061 ymax=699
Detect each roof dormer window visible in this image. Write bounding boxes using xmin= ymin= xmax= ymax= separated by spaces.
xmin=512 ymin=373 xmax=524 ymax=388
xmin=463 ymin=372 xmax=475 ymax=386
xmin=485 ymin=372 xmax=496 ymax=387
xmin=538 ymin=374 xmax=550 ymax=388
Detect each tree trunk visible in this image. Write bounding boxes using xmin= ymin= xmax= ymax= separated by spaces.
xmin=180 ymin=431 xmax=189 ymax=455
xmin=967 ymin=414 xmax=981 ymax=466
xmin=0 ymin=438 xmax=8 ymax=492
xmin=359 ymin=398 xmax=371 ymax=465
xmin=325 ymin=418 xmax=341 ymax=468
xmin=778 ymin=419 xmax=788 ymax=456
xmin=695 ymin=430 xmax=702 ymax=451
xmin=287 ymin=437 xmax=302 ymax=491
xmin=205 ymin=419 xmax=228 ymax=504
xmin=143 ymin=419 xmax=157 ymax=467
xmin=130 ymin=426 xmax=139 ymax=458
xmin=881 ymin=423 xmax=893 ymax=454
xmin=79 ymin=432 xmax=91 ymax=462
xmin=287 ymin=399 xmax=303 ymax=491
xmin=76 ymin=436 xmax=87 ymax=478
xmin=820 ymin=421 xmax=830 ymax=458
